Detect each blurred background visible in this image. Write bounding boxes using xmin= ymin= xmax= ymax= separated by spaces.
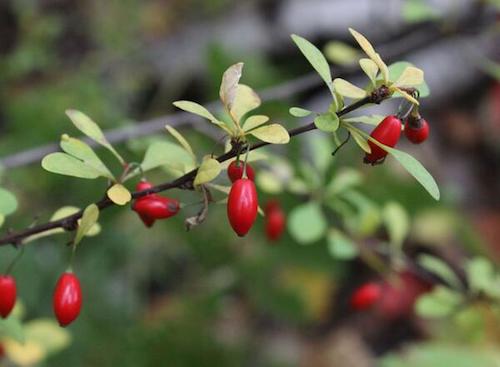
xmin=0 ymin=0 xmax=499 ymax=366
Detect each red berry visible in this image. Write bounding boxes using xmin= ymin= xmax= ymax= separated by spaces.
xmin=0 ymin=343 xmax=5 ymax=359
xmin=227 ymin=161 xmax=255 ymax=183
xmin=227 ymin=178 xmax=258 ymax=236
xmin=132 ymin=180 xmax=180 ymax=227
xmin=136 ymin=180 xmax=154 ymax=192
xmin=404 ymin=117 xmax=429 ymax=144
xmin=264 ymin=200 xmax=286 ymax=241
xmin=0 ymin=275 xmax=16 ymax=318
xmin=364 ymin=115 xmax=402 ymax=164
xmin=53 ymin=272 xmax=82 ymax=327
xmin=350 ymin=282 xmax=381 ymax=311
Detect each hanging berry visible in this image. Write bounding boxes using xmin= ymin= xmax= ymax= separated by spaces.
xmin=364 ymin=115 xmax=402 ymax=165
xmin=264 ymin=200 xmax=286 ymax=241
xmin=227 ymin=160 xmax=255 ymax=183
xmin=53 ymin=272 xmax=82 ymax=327
xmin=404 ymin=114 xmax=429 ymax=144
xmin=132 ymin=180 xmax=180 ymax=227
xmin=350 ymin=282 xmax=381 ymax=311
xmin=0 ymin=275 xmax=16 ymax=318
xmin=227 ymin=178 xmax=258 ymax=236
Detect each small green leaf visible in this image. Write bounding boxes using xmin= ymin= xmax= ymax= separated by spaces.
xmin=140 ymin=141 xmax=196 ymax=174
xmin=243 ymin=115 xmax=269 ymax=132
xmin=394 ymin=66 xmax=424 ymax=87
xmin=359 ymin=58 xmax=378 ymax=84
xmin=291 ymin=34 xmax=334 ymax=95
xmin=60 ymin=135 xmax=114 ymax=179
xmin=65 ymin=109 xmax=124 ymax=164
xmin=333 ymin=78 xmax=367 ymax=99
xmin=41 ymin=153 xmax=102 ymax=179
xmin=403 ymin=0 xmax=438 ymax=23
xmin=230 ymin=84 xmax=261 ymax=123
xmin=288 ymin=202 xmax=327 ymax=244
xmin=194 ymin=157 xmax=221 ymax=186
xmin=289 ymin=107 xmax=312 ymax=118
xmin=0 ymin=187 xmax=18 ymax=216
xmin=343 ymin=115 xmax=384 ymax=126
xmin=107 ymin=184 xmax=131 ymax=206
xmin=74 ymin=204 xmax=99 ymax=246
xmin=388 ymin=61 xmax=430 ymax=97
xmin=256 ymin=171 xmax=283 ymax=194
xmin=415 ymin=286 xmax=463 ymax=318
xmin=249 ymin=124 xmax=290 ymax=144
xmin=326 ymin=168 xmax=362 ymax=197
xmin=327 ymin=228 xmax=358 ymax=259
xmin=314 ymin=113 xmax=339 ymax=132
xmin=383 ymin=201 xmax=410 ymax=250
xmin=0 ymin=316 xmax=25 ymax=343
xmin=219 ymin=62 xmax=244 ymax=111
xmin=418 ymin=254 xmax=462 ymax=290
xmin=343 ymin=123 xmax=371 ymax=153
xmin=324 ymin=41 xmax=360 ymax=65
xmin=466 ymin=257 xmax=500 ymax=297
xmin=165 ymin=125 xmax=195 ymax=159
xmin=172 ymin=100 xmax=230 ymax=131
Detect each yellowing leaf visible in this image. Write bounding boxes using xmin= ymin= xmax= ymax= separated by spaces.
xmin=107 ymin=184 xmax=131 ymax=206
xmin=249 ymin=124 xmax=290 ymax=144
xmin=194 ymin=157 xmax=221 ymax=186
xmin=243 ymin=115 xmax=269 ymax=131
xmin=219 ymin=63 xmax=243 ymax=111
xmin=41 ymin=152 xmax=102 ymax=179
xmin=3 ymin=339 xmax=46 ymax=366
xmin=230 ymin=84 xmax=261 ymax=123
xmin=348 ymin=28 xmax=388 ymax=83
xmin=165 ymin=125 xmax=195 ymax=159
xmin=394 ymin=66 xmax=424 ymax=87
xmin=65 ymin=109 xmax=124 ymax=165
xmin=74 ymin=204 xmax=99 ymax=245
xmin=333 ymin=78 xmax=367 ymax=99
xmin=359 ymin=58 xmax=378 ymax=84
xmin=24 ymin=319 xmax=71 ymax=355
xmin=393 ymin=86 xmax=420 ymax=105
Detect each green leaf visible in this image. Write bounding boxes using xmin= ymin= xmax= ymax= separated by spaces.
xmin=243 ymin=115 xmax=269 ymax=132
xmin=403 ymin=0 xmax=438 ymax=23
xmin=417 ymin=254 xmax=462 ymax=290
xmin=230 ymin=84 xmax=261 ymax=123
xmin=288 ymin=202 xmax=327 ymax=244
xmin=415 ymin=286 xmax=463 ymax=318
xmin=348 ymin=28 xmax=388 ymax=83
xmin=359 ymin=58 xmax=378 ymax=85
xmin=333 ymin=78 xmax=367 ymax=99
xmin=388 ymin=61 xmax=430 ymax=97
xmin=60 ymin=135 xmax=114 ymax=179
xmin=324 ymin=41 xmax=359 ymax=65
xmin=0 ymin=214 xmax=4 ymax=228
xmin=41 ymin=152 xmax=103 ymax=179
xmin=24 ymin=319 xmax=71 ymax=355
xmin=314 ymin=113 xmax=339 ymax=132
xmin=310 ymin=134 xmax=334 ymax=173
xmin=107 ymin=184 xmax=131 ymax=206
xmin=140 ymin=141 xmax=196 ymax=174
xmin=343 ymin=124 xmax=371 ymax=153
xmin=74 ymin=204 xmax=99 ymax=246
xmin=327 ymin=228 xmax=358 ymax=259
xmin=0 ymin=316 xmax=25 ymax=343
xmin=291 ymin=34 xmax=334 ymax=95
xmin=249 ymin=124 xmax=290 ymax=144
xmin=65 ymin=109 xmax=124 ymax=164
xmin=165 ymin=125 xmax=195 ymax=159
xmin=466 ymin=257 xmax=500 ymax=298
xmin=383 ymin=201 xmax=410 ymax=250
xmin=394 ymin=66 xmax=424 ymax=87
xmin=219 ymin=62 xmax=243 ymax=111
xmin=256 ymin=171 xmax=283 ymax=194
xmin=343 ymin=114 xmax=384 ymax=126
xmin=289 ymin=107 xmax=312 ymax=118
xmin=326 ymin=168 xmax=362 ymax=197
xmin=172 ymin=100 xmax=230 ymax=131
xmin=194 ymin=157 xmax=221 ymax=186
xmin=0 ymin=187 xmax=18 ymax=216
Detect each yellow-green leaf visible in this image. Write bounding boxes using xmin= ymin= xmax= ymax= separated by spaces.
xmin=243 ymin=115 xmax=269 ymax=131
xmin=383 ymin=201 xmax=410 ymax=250
xmin=74 ymin=204 xmax=99 ymax=245
xmin=289 ymin=107 xmax=312 ymax=117
xmin=230 ymin=84 xmax=261 ymax=123
xmin=0 ymin=187 xmax=17 ymax=216
xmin=359 ymin=58 xmax=378 ymax=84
xmin=3 ymin=339 xmax=46 ymax=366
xmin=0 ymin=214 xmax=4 ymax=228
xmin=41 ymin=153 xmax=102 ymax=179
xmin=249 ymin=124 xmax=290 ymax=144
xmin=348 ymin=28 xmax=388 ymax=82
xmin=314 ymin=113 xmax=339 ymax=132
xmin=345 ymin=125 xmax=371 ymax=153
xmin=194 ymin=157 xmax=221 ymax=186
xmin=139 ymin=141 xmax=196 ymax=175
xmin=219 ymin=62 xmax=243 ymax=111
xmin=65 ymin=109 xmax=124 ymax=164
xmin=394 ymin=66 xmax=424 ymax=87
xmin=107 ymin=184 xmax=131 ymax=206
xmin=165 ymin=125 xmax=195 ymax=159
xmin=24 ymin=319 xmax=71 ymax=355
xmin=172 ymin=100 xmax=230 ymax=132
xmin=324 ymin=41 xmax=360 ymax=65
xmin=333 ymin=78 xmax=367 ymax=99
xmin=393 ymin=86 xmax=420 ymax=105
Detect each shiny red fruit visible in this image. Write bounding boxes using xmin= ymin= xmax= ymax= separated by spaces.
xmin=227 ymin=161 xmax=255 ymax=182
xmin=350 ymin=282 xmax=381 ymax=311
xmin=264 ymin=201 xmax=286 ymax=241
xmin=364 ymin=115 xmax=402 ymax=165
xmin=404 ymin=118 xmax=429 ymax=144
xmin=132 ymin=180 xmax=180 ymax=227
xmin=53 ymin=272 xmax=82 ymax=327
xmin=0 ymin=275 xmax=16 ymax=318
xmin=227 ymin=178 xmax=258 ymax=237
xmin=136 ymin=180 xmax=154 ymax=192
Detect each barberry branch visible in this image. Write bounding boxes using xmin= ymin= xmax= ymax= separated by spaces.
xmin=0 ymin=88 xmax=389 ymax=247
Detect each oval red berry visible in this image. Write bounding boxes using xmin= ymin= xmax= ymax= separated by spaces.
xmin=350 ymin=282 xmax=381 ymax=311
xmin=364 ymin=115 xmax=402 ymax=164
xmin=264 ymin=201 xmax=286 ymax=241
xmin=227 ymin=161 xmax=255 ymax=183
xmin=53 ymin=272 xmax=82 ymax=327
xmin=227 ymin=178 xmax=258 ymax=236
xmin=0 ymin=275 xmax=16 ymax=318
